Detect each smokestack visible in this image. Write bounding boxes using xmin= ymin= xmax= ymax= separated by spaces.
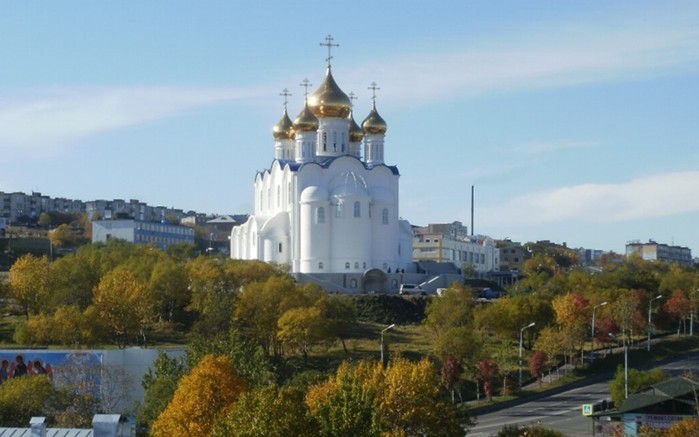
xmin=471 ymin=185 xmax=474 ymax=236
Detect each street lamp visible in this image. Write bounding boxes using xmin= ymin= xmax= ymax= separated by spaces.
xmin=647 ymin=295 xmax=662 ymax=351
xmin=380 ymin=324 xmax=395 ymax=364
xmin=590 ymin=301 xmax=608 ymax=364
xmin=610 ymin=332 xmax=628 ymax=399
xmin=519 ymin=321 xmax=536 ymax=391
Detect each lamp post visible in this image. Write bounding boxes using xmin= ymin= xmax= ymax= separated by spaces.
xmin=610 ymin=332 xmax=628 ymax=399
xmin=591 ymin=301 xmax=608 ymax=364
xmin=380 ymin=324 xmax=395 ymax=364
xmin=519 ymin=322 xmax=536 ymax=391
xmin=647 ymin=295 xmax=662 ymax=351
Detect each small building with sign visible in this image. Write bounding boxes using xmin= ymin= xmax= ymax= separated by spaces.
xmin=591 ymin=377 xmax=699 ymax=436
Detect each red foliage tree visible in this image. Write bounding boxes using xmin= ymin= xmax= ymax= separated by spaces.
xmin=528 ymin=351 xmax=548 ymax=386
xmin=478 ymin=359 xmax=499 ymax=401
xmin=441 ymin=356 xmax=464 ymax=403
xmin=665 ymin=290 xmax=692 ymax=334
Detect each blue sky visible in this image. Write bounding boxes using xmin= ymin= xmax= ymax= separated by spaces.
xmin=1 ymin=1 xmax=698 ymax=254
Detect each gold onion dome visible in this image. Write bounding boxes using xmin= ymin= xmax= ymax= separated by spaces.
xmin=362 ymin=102 xmax=387 ymax=135
xmin=348 ymin=110 xmax=364 ymax=142
xmin=293 ymin=102 xmax=319 ymax=132
xmin=273 ymin=108 xmax=294 ymax=140
xmin=308 ymin=67 xmax=352 ymax=118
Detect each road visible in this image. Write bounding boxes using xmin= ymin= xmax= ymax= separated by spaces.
xmin=467 ymin=353 xmax=699 ymax=437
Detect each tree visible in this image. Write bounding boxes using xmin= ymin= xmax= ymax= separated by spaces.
xmin=498 ymin=423 xmax=565 ymax=437
xmin=665 ymin=290 xmax=692 ymax=335
xmin=609 ymin=366 xmax=665 ymax=407
xmin=441 ymin=356 xmax=464 ymax=402
xmin=8 ymin=254 xmax=52 ymax=318
xmin=529 ymin=351 xmax=548 ymax=387
xmin=148 ymin=257 xmax=189 ymax=323
xmin=91 ymin=266 xmax=155 ymax=347
xmin=535 ymin=327 xmax=564 ymax=379
xmin=424 ymin=283 xmax=473 ymax=334
xmin=0 ymin=375 xmax=59 ymax=426
xmin=278 ymin=306 xmax=329 ymax=362
xmin=151 ymin=354 xmax=248 ymax=437
xmin=552 ymin=292 xmax=590 ymax=365
xmin=138 ymin=352 xmax=186 ymax=434
xmin=213 ymin=385 xmax=315 ymax=437
xmin=478 ymin=359 xmax=499 ymax=401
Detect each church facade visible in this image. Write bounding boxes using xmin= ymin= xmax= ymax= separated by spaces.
xmin=230 ymin=40 xmax=414 ymax=290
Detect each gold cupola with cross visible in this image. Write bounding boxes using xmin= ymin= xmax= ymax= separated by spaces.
xmin=308 ymin=35 xmax=352 ymax=119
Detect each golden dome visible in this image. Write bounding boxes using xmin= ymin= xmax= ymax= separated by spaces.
xmin=362 ymin=102 xmax=387 ymax=135
xmin=308 ymin=67 xmax=352 ymax=118
xmin=272 ymin=108 xmax=294 ymax=140
xmin=348 ymin=110 xmax=364 ymax=142
xmin=293 ymin=102 xmax=319 ymax=132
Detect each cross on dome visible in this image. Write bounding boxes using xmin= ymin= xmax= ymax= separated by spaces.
xmin=348 ymin=91 xmax=358 ymax=107
xmin=299 ymin=78 xmax=313 ymax=98
xmin=320 ymin=34 xmax=339 ymax=67
xmin=368 ymin=82 xmax=380 ymax=104
xmin=279 ymin=88 xmax=292 ymax=110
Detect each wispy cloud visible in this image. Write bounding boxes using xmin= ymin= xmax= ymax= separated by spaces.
xmin=513 ymin=140 xmax=599 ymax=156
xmin=342 ymin=11 xmax=699 ymax=105
xmin=480 ymin=171 xmax=699 ymax=227
xmin=0 ymin=86 xmax=265 ymax=155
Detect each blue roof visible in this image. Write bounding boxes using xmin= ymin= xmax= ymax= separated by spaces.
xmin=256 ymin=157 xmax=400 ymax=179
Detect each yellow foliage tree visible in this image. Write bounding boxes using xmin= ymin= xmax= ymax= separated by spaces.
xmin=151 ymin=354 xmax=247 ymax=437
xmin=9 ymin=254 xmax=51 ymax=318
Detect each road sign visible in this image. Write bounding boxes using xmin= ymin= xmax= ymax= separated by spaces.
xmin=582 ymin=404 xmax=593 ymax=416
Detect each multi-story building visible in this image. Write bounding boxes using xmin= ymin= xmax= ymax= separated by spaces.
xmin=412 ymin=221 xmax=499 ymax=276
xmin=84 ymin=199 xmax=188 ymax=223
xmin=625 ymin=240 xmax=692 ymax=267
xmin=497 ymin=239 xmax=530 ymax=272
xmin=92 ymin=219 xmax=195 ymax=250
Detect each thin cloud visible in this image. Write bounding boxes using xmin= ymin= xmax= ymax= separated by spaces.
xmin=341 ymin=14 xmax=699 ymax=105
xmin=514 ymin=140 xmax=599 ymax=156
xmin=0 ymin=86 xmax=264 ymax=155
xmin=481 ymin=171 xmax=699 ymax=227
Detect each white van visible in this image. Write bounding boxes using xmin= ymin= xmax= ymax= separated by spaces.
xmin=399 ymin=283 xmax=422 ymax=295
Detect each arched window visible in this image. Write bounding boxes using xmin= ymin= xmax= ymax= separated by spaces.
xmin=350 ymin=278 xmax=357 ymax=288
xmin=317 ymin=207 xmax=325 ymax=224
xmin=354 ymin=201 xmax=361 ymax=218
xmin=288 ymin=182 xmax=292 ymax=204
xmin=276 ymin=186 xmax=280 ymax=207
xmin=323 ymin=132 xmax=327 ymax=151
xmin=335 ymin=202 xmax=343 ymax=218
xmin=318 ymin=262 xmax=324 ymax=270
xmin=382 ymin=208 xmax=389 ymax=225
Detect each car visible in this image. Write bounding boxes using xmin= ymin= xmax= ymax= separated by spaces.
xmin=399 ymin=283 xmax=422 ymax=295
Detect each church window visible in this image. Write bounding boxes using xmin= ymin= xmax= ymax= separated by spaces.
xmin=288 ymin=182 xmax=292 ymax=204
xmin=345 ymin=262 xmax=350 ymax=269
xmin=382 ymin=263 xmax=388 ymax=270
xmin=318 ymin=262 xmax=324 ymax=270
xmin=350 ymin=278 xmax=357 ymax=288
xmin=382 ymin=208 xmax=389 ymax=225
xmin=335 ymin=202 xmax=343 ymax=218
xmin=323 ymin=132 xmax=327 ymax=151
xmin=354 ymin=262 xmax=359 ymax=269
xmin=342 ymin=132 xmax=346 ymax=152
xmin=317 ymin=207 xmax=325 ymax=224
xmin=267 ymin=188 xmax=271 ymax=208
xmin=276 ymin=186 xmax=280 ymax=207
xmin=392 ymin=279 xmax=398 ymax=289
xmin=363 ymin=262 xmax=366 ymax=269
xmin=354 ymin=201 xmax=360 ymax=218
xmin=278 ymin=243 xmax=282 ymax=253
xmin=398 ymin=244 xmax=401 ymax=255
xmin=333 ymin=132 xmax=337 ymax=152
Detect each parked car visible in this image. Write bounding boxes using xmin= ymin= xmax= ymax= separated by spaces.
xmin=399 ymin=283 xmax=422 ymax=295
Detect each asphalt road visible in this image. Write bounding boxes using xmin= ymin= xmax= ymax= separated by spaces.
xmin=467 ymin=352 xmax=699 ymax=437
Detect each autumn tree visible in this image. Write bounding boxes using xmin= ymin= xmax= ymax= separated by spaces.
xmin=278 ymin=306 xmax=329 ymax=362
xmin=152 ymin=354 xmax=248 ymax=437
xmin=0 ymin=375 xmax=60 ymax=426
xmin=148 ymin=257 xmax=189 ymax=323
xmin=529 ymin=351 xmax=548 ymax=387
xmin=9 ymin=254 xmax=52 ymax=318
xmin=213 ymin=385 xmax=315 ymax=437
xmin=552 ymin=292 xmax=590 ymax=366
xmin=535 ymin=327 xmax=564 ymax=379
xmin=609 ymin=366 xmax=665 ymax=407
xmin=441 ymin=356 xmax=464 ymax=402
xmin=478 ymin=359 xmax=499 ymax=401
xmin=91 ymin=266 xmax=155 ymax=347
xmin=664 ymin=290 xmax=692 ymax=335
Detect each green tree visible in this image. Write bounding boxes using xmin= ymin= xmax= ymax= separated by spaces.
xmin=138 ymin=352 xmax=186 ymax=434
xmin=0 ymin=375 xmax=59 ymax=426
xmin=278 ymin=306 xmax=329 ymax=362
xmin=9 ymin=254 xmax=52 ymax=318
xmin=148 ymin=257 xmax=189 ymax=323
xmin=213 ymin=385 xmax=315 ymax=437
xmin=609 ymin=366 xmax=666 ymax=407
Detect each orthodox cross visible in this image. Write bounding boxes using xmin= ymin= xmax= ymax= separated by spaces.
xmin=279 ymin=88 xmax=291 ymax=110
xmin=320 ymin=34 xmax=339 ymax=66
xmin=368 ymin=82 xmax=380 ymax=104
xmin=299 ymin=78 xmax=313 ymax=98
xmin=348 ymin=91 xmax=358 ymax=108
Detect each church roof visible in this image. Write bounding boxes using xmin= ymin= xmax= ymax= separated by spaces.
xmin=259 ymin=157 xmax=399 ymax=178
xmin=307 ymin=67 xmax=351 ymax=119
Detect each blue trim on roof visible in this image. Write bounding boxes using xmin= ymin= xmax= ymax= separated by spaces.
xmin=255 ymin=157 xmax=400 ymax=180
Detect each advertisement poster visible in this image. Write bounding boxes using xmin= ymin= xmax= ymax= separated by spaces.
xmin=0 ymin=350 xmax=103 ymax=386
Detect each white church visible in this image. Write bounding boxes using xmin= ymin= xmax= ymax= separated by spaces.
xmin=231 ymin=37 xmax=460 ymax=293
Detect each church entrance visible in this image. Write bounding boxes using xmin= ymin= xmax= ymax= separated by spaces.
xmin=362 ymin=268 xmax=387 ymax=293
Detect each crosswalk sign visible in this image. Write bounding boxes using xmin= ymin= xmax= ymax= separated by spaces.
xmin=582 ymin=404 xmax=593 ymax=416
